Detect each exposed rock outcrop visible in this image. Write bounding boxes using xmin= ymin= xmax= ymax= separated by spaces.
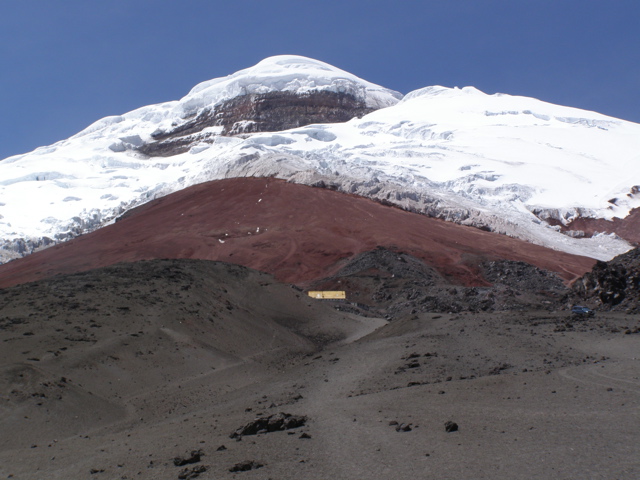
xmin=138 ymin=90 xmax=375 ymax=157
xmin=572 ymin=247 xmax=640 ymax=310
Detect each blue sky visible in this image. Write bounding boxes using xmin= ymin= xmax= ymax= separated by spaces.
xmin=1 ymin=0 xmax=638 ymax=160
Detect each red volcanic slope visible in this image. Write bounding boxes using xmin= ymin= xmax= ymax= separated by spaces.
xmin=0 ymin=177 xmax=595 ymax=289
xmin=560 ymin=208 xmax=640 ymax=245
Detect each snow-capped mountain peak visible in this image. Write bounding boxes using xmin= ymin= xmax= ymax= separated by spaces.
xmin=1 ymin=56 xmax=640 ymax=263
xmin=71 ymin=55 xmax=401 ymax=145
xmin=184 ymin=55 xmax=402 ymax=110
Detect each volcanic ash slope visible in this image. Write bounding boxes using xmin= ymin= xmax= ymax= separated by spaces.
xmin=0 ymin=259 xmax=638 ymax=479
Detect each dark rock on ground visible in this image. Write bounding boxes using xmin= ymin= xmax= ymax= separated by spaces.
xmin=230 ymin=412 xmax=307 ymax=439
xmin=229 ymin=460 xmax=264 ymax=472
xmin=396 ymin=423 xmax=412 ymax=432
xmin=178 ymin=465 xmax=207 ymax=479
xmin=173 ymin=449 xmax=203 ymax=466
xmin=445 ymin=421 xmax=459 ymax=432
xmin=488 ymin=363 xmax=512 ymax=375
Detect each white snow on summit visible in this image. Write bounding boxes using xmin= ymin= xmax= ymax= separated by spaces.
xmin=71 ymin=55 xmax=402 ymax=146
xmin=1 ymin=56 xmax=639 ymax=262
xmin=343 ymin=85 xmax=640 ymax=213
xmin=182 ymin=55 xmax=402 ymax=110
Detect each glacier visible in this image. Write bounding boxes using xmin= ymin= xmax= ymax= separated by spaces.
xmin=1 ymin=55 xmax=640 ymax=263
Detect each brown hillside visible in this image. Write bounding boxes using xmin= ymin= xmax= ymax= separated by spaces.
xmin=0 ymin=177 xmax=595 ymax=289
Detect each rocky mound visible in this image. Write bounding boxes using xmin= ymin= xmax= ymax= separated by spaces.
xmin=311 ymin=248 xmax=570 ymax=317
xmin=572 ymin=247 xmax=640 ymax=311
